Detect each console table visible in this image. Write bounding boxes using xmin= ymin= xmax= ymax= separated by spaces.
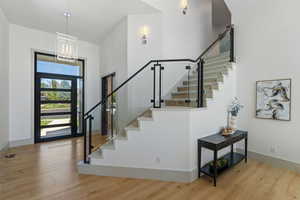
xmin=198 ymin=130 xmax=248 ymax=186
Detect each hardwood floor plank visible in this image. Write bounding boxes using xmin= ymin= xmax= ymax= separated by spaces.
xmin=1 ymin=136 xmax=300 ymax=200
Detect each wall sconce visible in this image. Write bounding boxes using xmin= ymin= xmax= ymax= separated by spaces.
xmin=181 ymin=0 xmax=188 ymax=15
xmin=140 ymin=26 xmax=150 ymax=45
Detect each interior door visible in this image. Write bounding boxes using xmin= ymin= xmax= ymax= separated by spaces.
xmin=35 ymin=74 xmax=78 ymax=142
xmin=101 ymin=73 xmax=115 ymax=137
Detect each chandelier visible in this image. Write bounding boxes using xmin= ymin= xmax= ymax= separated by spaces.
xmin=56 ymin=12 xmax=78 ymax=62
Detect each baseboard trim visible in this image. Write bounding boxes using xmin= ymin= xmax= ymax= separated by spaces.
xmin=9 ymin=138 xmax=34 ymax=148
xmin=78 ymin=161 xmax=198 ymax=182
xmin=237 ymin=148 xmax=300 ymax=173
xmin=0 ymin=142 xmax=9 ymax=155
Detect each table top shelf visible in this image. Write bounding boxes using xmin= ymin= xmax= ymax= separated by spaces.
xmin=198 ymin=130 xmax=248 ymax=151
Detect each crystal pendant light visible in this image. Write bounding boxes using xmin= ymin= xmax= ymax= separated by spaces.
xmin=56 ymin=12 xmax=78 ymax=62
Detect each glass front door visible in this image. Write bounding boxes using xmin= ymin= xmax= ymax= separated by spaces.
xmin=34 ymin=52 xmax=84 ymax=143
xmin=35 ymin=75 xmax=80 ymax=142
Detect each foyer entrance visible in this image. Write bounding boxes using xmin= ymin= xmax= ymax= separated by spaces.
xmin=34 ymin=52 xmax=85 ymax=143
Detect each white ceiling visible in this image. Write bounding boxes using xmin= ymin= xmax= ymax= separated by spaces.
xmin=0 ymin=0 xmax=158 ymax=43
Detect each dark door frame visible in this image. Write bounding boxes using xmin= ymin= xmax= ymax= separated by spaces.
xmin=34 ymin=52 xmax=85 ymax=143
xmin=101 ymin=72 xmax=116 ymax=136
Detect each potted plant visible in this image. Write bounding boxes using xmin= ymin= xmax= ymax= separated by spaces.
xmin=227 ymin=97 xmax=244 ymax=131
xmin=209 ymin=158 xmax=229 ymax=173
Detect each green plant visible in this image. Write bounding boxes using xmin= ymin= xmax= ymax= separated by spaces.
xmin=41 ymin=119 xmax=53 ymax=126
xmin=209 ymin=158 xmax=228 ymax=168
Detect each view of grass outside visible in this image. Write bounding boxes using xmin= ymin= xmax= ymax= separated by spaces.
xmin=41 ymin=119 xmax=53 ymax=126
xmin=41 ymin=103 xmax=70 ymax=111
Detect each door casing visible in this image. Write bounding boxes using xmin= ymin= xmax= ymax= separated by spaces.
xmin=34 ymin=52 xmax=85 ymax=143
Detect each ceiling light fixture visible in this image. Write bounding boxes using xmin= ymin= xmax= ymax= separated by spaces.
xmin=56 ymin=11 xmax=78 ymax=63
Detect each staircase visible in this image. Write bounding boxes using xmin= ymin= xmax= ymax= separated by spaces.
xmin=79 ymin=25 xmax=236 ymax=182
xmin=165 ymin=52 xmax=231 ymax=107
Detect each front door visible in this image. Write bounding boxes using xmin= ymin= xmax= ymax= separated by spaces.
xmin=35 ymin=74 xmax=80 ymax=142
xmin=34 ymin=52 xmax=84 ymax=143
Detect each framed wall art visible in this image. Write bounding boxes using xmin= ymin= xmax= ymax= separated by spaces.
xmin=256 ymin=79 xmax=291 ymax=121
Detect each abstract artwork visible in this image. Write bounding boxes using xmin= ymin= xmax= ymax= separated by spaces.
xmin=256 ymin=79 xmax=291 ymax=121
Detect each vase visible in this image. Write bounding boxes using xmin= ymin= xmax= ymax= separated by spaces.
xmin=229 ymin=116 xmax=237 ymax=131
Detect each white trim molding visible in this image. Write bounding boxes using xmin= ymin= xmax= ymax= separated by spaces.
xmin=78 ymin=161 xmax=198 ymax=183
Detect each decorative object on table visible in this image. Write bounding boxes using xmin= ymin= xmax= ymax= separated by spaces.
xmin=221 ymin=127 xmax=234 ymax=136
xmin=256 ymin=79 xmax=291 ymax=121
xmin=227 ymin=97 xmax=244 ymax=131
xmin=209 ymin=158 xmax=229 ymax=173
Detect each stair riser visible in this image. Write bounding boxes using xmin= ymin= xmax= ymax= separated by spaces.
xmin=203 ymin=52 xmax=230 ymax=62
xmin=191 ymin=66 xmax=231 ymax=75
xmin=165 ymin=100 xmax=207 ymax=107
xmin=191 ymin=66 xmax=231 ymax=76
xmin=165 ymin=100 xmax=198 ymax=107
xmin=171 ymin=93 xmax=213 ymax=99
xmin=190 ymin=72 xmax=228 ymax=80
xmin=204 ymin=64 xmax=232 ymax=71
xmin=204 ymin=59 xmax=230 ymax=67
xmin=188 ymin=73 xmax=224 ymax=81
xmin=183 ymin=78 xmax=222 ymax=86
xmin=177 ymin=85 xmax=218 ymax=92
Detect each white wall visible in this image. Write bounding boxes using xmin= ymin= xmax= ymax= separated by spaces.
xmin=99 ymin=0 xmax=216 ymax=126
xmin=99 ymin=18 xmax=128 ymax=133
xmin=225 ymin=0 xmax=300 ymax=164
xmin=9 ymin=24 xmax=100 ymax=144
xmin=127 ymin=14 xmax=162 ymax=119
xmin=0 ymin=8 xmax=9 ymax=150
xmin=143 ymin=0 xmax=214 ymax=59
xmin=141 ymin=0 xmax=216 ymax=108
xmin=100 ymin=18 xmax=128 ymax=85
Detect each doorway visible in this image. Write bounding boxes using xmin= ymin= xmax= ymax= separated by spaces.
xmin=101 ymin=73 xmax=116 ymax=137
xmin=34 ymin=52 xmax=84 ymax=143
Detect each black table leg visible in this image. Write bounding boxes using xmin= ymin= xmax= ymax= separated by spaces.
xmin=231 ymin=144 xmax=234 ymax=164
xmin=245 ymin=136 xmax=248 ymax=163
xmin=213 ymin=150 xmax=217 ymax=187
xmin=198 ymin=140 xmax=202 ymax=178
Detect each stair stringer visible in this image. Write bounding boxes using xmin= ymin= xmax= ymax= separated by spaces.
xmin=85 ymin=64 xmax=236 ymax=182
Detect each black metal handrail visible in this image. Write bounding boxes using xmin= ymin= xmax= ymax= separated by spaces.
xmin=84 ymin=25 xmax=233 ymax=117
xmin=83 ymin=25 xmax=234 ymax=163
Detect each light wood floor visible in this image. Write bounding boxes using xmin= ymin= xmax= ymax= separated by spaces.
xmin=1 ymin=136 xmax=300 ymax=200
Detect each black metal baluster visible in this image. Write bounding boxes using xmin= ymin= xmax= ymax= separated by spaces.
xmin=151 ymin=63 xmax=157 ymax=108
xmin=200 ymin=59 xmax=205 ymax=107
xmin=185 ymin=66 xmax=191 ymax=104
xmin=197 ymin=59 xmax=205 ymax=108
xmin=230 ymin=26 xmax=235 ymax=62
xmin=83 ymin=117 xmax=88 ymax=164
xmin=159 ymin=64 xmax=164 ymax=108
xmin=152 ymin=62 xmax=163 ymax=108
xmin=88 ymin=115 xmax=94 ymax=155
